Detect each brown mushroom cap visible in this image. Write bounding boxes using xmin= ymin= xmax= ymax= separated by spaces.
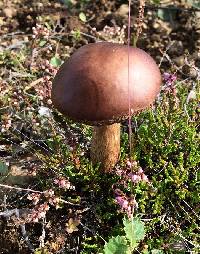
xmin=52 ymin=42 xmax=161 ymax=125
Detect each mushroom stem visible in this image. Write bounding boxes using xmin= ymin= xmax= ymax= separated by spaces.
xmin=91 ymin=123 xmax=121 ymax=172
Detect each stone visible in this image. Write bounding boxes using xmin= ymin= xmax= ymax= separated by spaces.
xmin=116 ymin=4 xmax=129 ymax=17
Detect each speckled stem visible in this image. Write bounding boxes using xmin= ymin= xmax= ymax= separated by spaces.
xmin=91 ymin=123 xmax=121 ymax=172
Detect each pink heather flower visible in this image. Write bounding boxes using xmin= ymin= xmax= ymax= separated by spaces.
xmin=60 ymin=179 xmax=70 ymax=189
xmin=121 ymin=199 xmax=129 ymax=209
xmin=44 ymin=189 xmax=54 ymax=197
xmin=128 ymin=173 xmax=141 ymax=183
xmin=27 ymin=193 xmax=41 ymax=205
xmin=27 ymin=203 xmax=49 ymax=222
xmin=48 ymin=196 xmax=61 ymax=209
xmin=131 ymin=174 xmax=139 ymax=183
xmin=115 ymin=192 xmax=136 ymax=218
xmin=163 ymin=72 xmax=177 ymax=85
xmin=141 ymin=173 xmax=149 ymax=183
xmin=115 ymin=196 xmax=130 ymax=212
xmin=54 ymin=179 xmax=59 ymax=184
xmin=126 ymin=160 xmax=132 ymax=168
xmin=115 ymin=168 xmax=124 ymax=176
xmin=138 ymin=167 xmax=144 ymax=174
xmin=128 ymin=171 xmax=149 ymax=184
xmin=163 ymin=72 xmax=178 ymax=95
xmin=54 ymin=178 xmax=74 ymax=190
xmin=126 ymin=160 xmax=137 ymax=169
xmin=115 ymin=196 xmax=126 ymax=207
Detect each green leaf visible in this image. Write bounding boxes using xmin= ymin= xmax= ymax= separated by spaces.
xmin=0 ymin=161 xmax=9 ymax=176
xmin=187 ymin=0 xmax=200 ymax=9
xmin=123 ymin=217 xmax=145 ymax=249
xmin=62 ymin=0 xmax=73 ymax=8
xmin=193 ymin=2 xmax=200 ymax=9
xmin=104 ymin=236 xmax=128 ymax=254
xmin=39 ymin=40 xmax=47 ymax=47
xmin=79 ymin=12 xmax=87 ymax=22
xmin=151 ymin=250 xmax=164 ymax=254
xmin=150 ymin=0 xmax=160 ymax=4
xmin=157 ymin=8 xmax=177 ymax=22
xmin=34 ymin=248 xmax=49 ymax=254
xmin=50 ymin=56 xmax=62 ymax=67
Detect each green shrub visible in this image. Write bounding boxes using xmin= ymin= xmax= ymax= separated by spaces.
xmin=121 ymin=82 xmax=200 ymax=251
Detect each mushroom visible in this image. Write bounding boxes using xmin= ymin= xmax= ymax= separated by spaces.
xmin=51 ymin=42 xmax=161 ymax=172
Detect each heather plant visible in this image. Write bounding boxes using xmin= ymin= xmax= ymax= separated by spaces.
xmin=0 ymin=1 xmax=200 ymax=253
xmin=119 ymin=76 xmax=200 ymax=252
xmin=97 ymin=73 xmax=199 ymax=253
xmin=1 ymin=40 xmax=199 ymax=252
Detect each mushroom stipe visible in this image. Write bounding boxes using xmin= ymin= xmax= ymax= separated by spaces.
xmin=52 ymin=42 xmax=162 ymax=172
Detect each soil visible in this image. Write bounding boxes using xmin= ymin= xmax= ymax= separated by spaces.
xmin=0 ymin=0 xmax=200 ymax=73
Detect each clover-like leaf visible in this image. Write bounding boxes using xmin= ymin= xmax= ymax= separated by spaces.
xmin=104 ymin=235 xmax=128 ymax=254
xmin=123 ymin=217 xmax=145 ymax=249
xmin=50 ymin=56 xmax=62 ymax=67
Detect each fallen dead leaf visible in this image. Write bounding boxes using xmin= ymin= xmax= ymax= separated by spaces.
xmin=66 ymin=218 xmax=80 ymax=234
